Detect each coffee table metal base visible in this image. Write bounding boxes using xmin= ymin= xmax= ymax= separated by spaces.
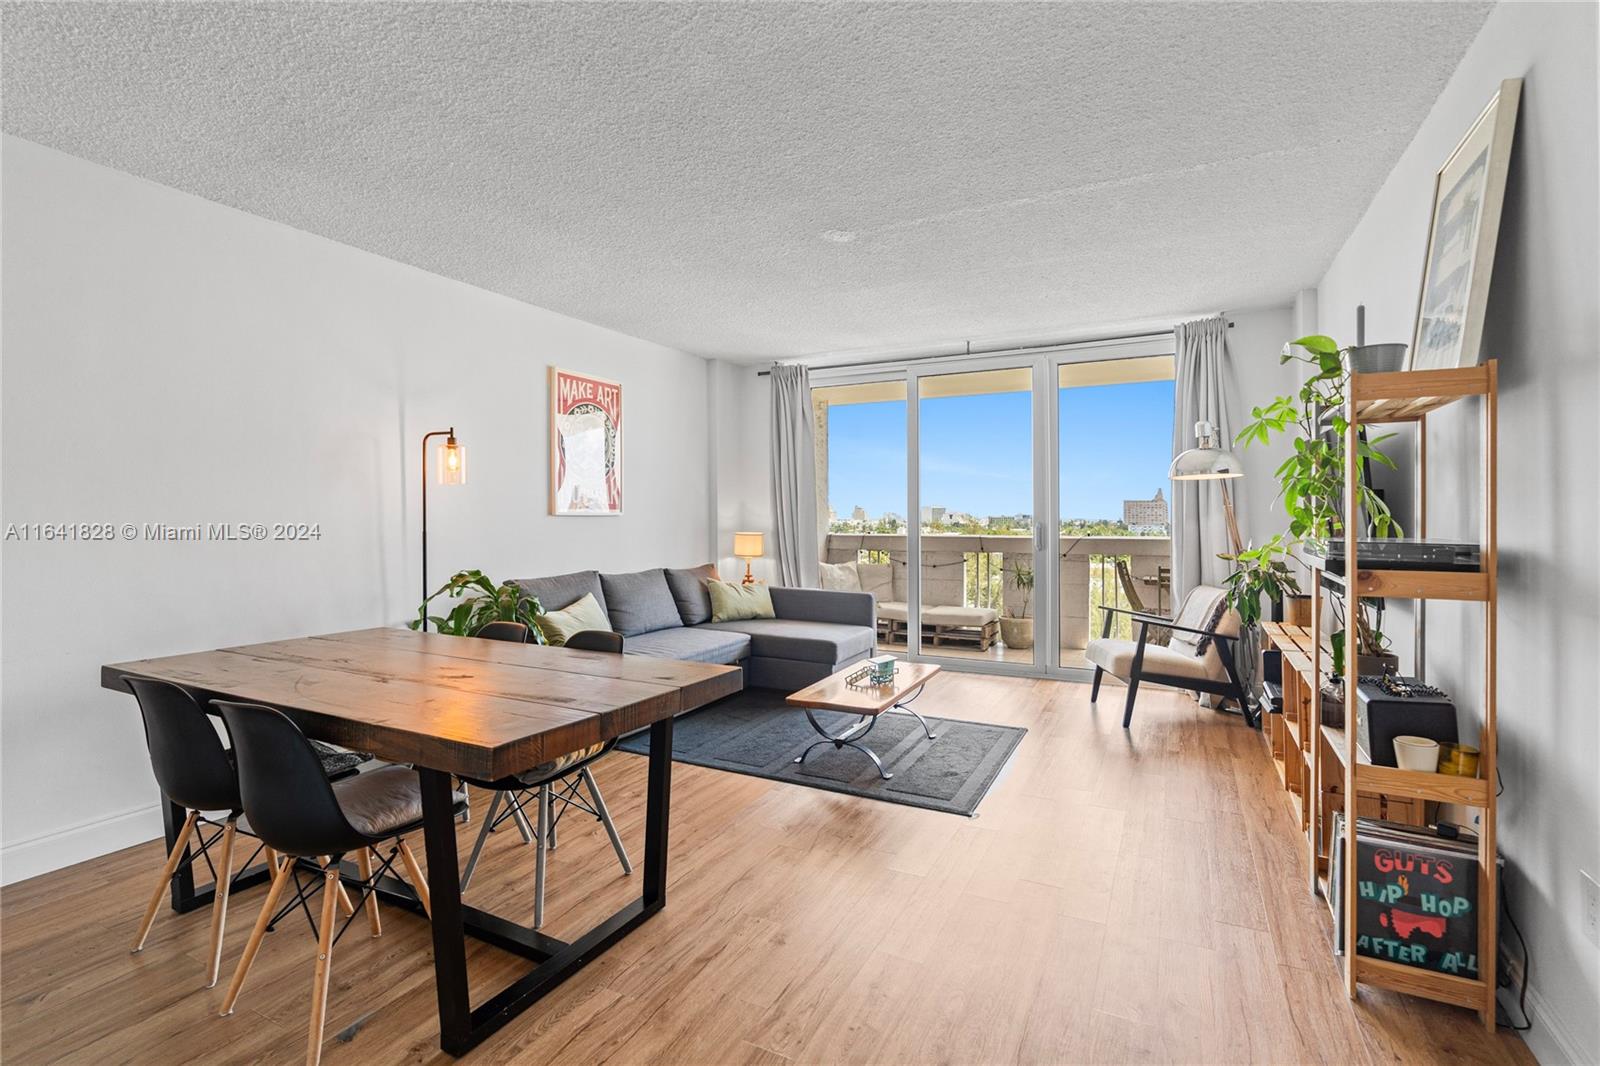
xmin=792 ymin=684 xmax=937 ymax=781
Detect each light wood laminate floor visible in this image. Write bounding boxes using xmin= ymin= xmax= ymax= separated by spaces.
xmin=1 ymin=675 xmax=1534 ymax=1065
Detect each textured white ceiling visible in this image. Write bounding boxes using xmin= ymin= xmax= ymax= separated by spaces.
xmin=1 ymin=2 xmax=1491 ymax=362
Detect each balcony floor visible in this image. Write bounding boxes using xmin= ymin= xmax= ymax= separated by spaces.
xmin=874 ymin=637 xmax=1092 ymax=671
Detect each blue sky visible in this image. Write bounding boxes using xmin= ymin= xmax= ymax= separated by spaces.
xmin=827 ymin=379 xmax=1174 ymax=521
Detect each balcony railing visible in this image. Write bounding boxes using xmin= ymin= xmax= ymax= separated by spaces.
xmin=823 ymin=532 xmax=1172 ymax=655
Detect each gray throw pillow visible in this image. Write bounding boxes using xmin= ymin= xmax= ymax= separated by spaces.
xmin=510 ymin=569 xmax=607 ymax=616
xmin=664 ymin=564 xmax=719 ymax=626
xmin=599 ymin=569 xmax=683 ymax=636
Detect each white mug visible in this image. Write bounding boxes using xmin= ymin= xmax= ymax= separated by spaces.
xmin=1393 ymin=735 xmax=1442 ymax=773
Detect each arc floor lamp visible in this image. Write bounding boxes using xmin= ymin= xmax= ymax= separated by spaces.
xmin=421 ymin=427 xmax=467 ymax=630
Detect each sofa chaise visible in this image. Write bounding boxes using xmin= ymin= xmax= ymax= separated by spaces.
xmin=511 ymin=565 xmax=876 ymax=691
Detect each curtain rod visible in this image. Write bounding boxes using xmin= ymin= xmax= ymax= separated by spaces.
xmin=756 ymin=321 xmax=1232 ymax=376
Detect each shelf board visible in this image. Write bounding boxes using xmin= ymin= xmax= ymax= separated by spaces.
xmin=1354 ymin=956 xmax=1487 ymax=1009
xmin=1350 ymin=365 xmax=1492 ymax=423
xmin=1319 ymin=567 xmax=1489 ymax=602
xmin=1318 ymin=725 xmax=1489 ymax=805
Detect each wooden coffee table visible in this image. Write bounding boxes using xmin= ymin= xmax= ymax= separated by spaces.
xmin=786 ymin=660 xmax=941 ymax=780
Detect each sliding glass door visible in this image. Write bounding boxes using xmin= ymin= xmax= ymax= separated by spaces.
xmin=812 ymin=338 xmax=1173 ymax=679
xmin=910 ymin=363 xmax=1044 ymax=670
xmin=1054 ymin=355 xmax=1176 ymax=672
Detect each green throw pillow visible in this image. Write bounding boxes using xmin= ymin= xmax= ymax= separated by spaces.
xmin=707 ymin=579 xmax=775 ymax=623
xmin=534 ymin=592 xmax=613 ymax=647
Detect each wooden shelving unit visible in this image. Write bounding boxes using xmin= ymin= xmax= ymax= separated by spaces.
xmin=1266 ymin=362 xmax=1499 ymax=1030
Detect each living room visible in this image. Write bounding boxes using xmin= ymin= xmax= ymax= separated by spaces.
xmin=1 ymin=3 xmax=1595 ymax=1065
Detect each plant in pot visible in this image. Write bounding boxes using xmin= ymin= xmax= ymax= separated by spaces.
xmin=411 ymin=569 xmax=548 ymax=641
xmin=999 ymin=561 xmax=1035 ymax=650
xmin=1236 ymin=334 xmax=1402 ymax=694
xmin=1219 ymin=535 xmax=1302 ymax=701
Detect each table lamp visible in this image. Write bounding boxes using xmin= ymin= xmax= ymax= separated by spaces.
xmin=1169 ymin=420 xmax=1243 ymax=556
xmin=732 ymin=532 xmax=765 ymax=585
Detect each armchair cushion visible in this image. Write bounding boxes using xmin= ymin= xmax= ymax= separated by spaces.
xmin=1085 ymin=638 xmax=1227 ymax=683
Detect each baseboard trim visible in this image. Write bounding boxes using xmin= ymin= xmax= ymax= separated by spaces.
xmin=1502 ymin=978 xmax=1595 ymax=1065
xmin=0 ymin=802 xmax=164 ymax=886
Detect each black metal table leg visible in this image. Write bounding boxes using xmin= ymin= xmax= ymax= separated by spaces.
xmin=418 ymin=767 xmax=473 ymax=1054
xmin=416 ymin=715 xmax=675 ymax=1057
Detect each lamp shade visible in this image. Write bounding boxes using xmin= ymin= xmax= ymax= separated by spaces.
xmin=1169 ymin=420 xmax=1242 ymax=481
xmin=436 ymin=434 xmax=467 ymax=485
xmin=732 ymin=531 xmax=765 ymax=558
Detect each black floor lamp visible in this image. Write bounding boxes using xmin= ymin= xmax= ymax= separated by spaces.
xmin=421 ymin=427 xmax=466 ymax=631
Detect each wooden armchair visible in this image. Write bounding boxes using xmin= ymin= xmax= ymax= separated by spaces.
xmin=1086 ymin=583 xmax=1256 ymax=729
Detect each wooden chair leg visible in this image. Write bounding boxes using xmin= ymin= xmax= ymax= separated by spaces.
xmin=322 ymin=857 xmax=356 ymax=917
xmin=1122 ymin=675 xmax=1141 ymax=728
xmin=220 ymin=857 xmax=295 ymax=1015
xmin=355 ymin=848 xmax=381 ymax=937
xmin=396 ymin=840 xmax=431 ymax=919
xmin=263 ymin=845 xmax=279 ymax=872
xmin=1090 ymin=667 xmax=1104 ymax=702
xmin=306 ymin=865 xmax=340 ymax=1066
xmin=132 ymin=809 xmax=198 ymax=953
xmin=205 ymin=818 xmax=239 ymax=987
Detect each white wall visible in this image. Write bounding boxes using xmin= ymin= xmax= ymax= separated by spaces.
xmin=1316 ymin=4 xmax=1598 ymax=1060
xmin=1221 ymin=305 xmax=1300 ymax=552
xmin=0 ymin=136 xmax=714 ymax=883
xmin=709 ymin=359 xmax=778 ymax=584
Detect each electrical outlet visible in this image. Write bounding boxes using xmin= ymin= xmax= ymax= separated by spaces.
xmin=1583 ymin=870 xmax=1600 ymax=947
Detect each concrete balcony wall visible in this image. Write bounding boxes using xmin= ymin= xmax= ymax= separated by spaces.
xmin=824 ymin=532 xmax=1172 ymax=652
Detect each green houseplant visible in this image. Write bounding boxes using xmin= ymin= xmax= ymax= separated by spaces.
xmin=411 ymin=569 xmax=548 ymax=641
xmin=1000 ymin=560 xmax=1035 ymax=650
xmin=1234 ymin=334 xmax=1399 ymax=666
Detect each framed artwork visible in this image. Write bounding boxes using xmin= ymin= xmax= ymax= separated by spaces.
xmin=549 ymin=366 xmax=622 ymax=515
xmin=1407 ymin=78 xmax=1521 ymax=371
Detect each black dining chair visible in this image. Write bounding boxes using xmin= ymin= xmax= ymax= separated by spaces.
xmin=474 ymin=619 xmax=532 ymax=643
xmin=215 ymin=701 xmax=464 ymax=1066
xmin=459 ymin=628 xmax=631 ymax=929
xmin=127 ymin=677 xmax=253 ymax=988
xmin=126 ymin=678 xmax=373 ymax=987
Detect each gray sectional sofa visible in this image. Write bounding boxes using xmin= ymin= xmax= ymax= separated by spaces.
xmin=511 ymin=565 xmax=876 ymax=690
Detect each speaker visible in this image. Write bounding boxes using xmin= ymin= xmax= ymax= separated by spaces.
xmin=1356 ymin=676 xmax=1457 ymax=766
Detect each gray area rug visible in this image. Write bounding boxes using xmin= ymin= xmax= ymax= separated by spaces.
xmin=616 ymin=689 xmax=1026 ymax=817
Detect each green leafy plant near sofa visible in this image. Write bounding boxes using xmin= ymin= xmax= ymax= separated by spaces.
xmin=411 ymin=569 xmax=547 ymax=641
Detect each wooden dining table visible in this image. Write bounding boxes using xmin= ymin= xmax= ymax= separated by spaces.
xmin=102 ymin=626 xmax=742 ymax=1056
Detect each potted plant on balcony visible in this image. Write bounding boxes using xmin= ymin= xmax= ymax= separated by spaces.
xmin=411 ymin=568 xmax=548 ymax=640
xmin=1235 ymin=334 xmax=1401 ymax=674
xmin=1000 ymin=561 xmax=1035 ymax=650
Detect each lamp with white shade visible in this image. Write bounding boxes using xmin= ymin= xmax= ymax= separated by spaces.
xmin=1169 ymin=420 xmax=1245 ymax=557
xmin=732 ymin=531 xmax=765 ymax=585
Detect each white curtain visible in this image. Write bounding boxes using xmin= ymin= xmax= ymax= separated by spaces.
xmin=769 ymin=363 xmax=819 ymax=587
xmin=1171 ymin=315 xmax=1244 ymax=604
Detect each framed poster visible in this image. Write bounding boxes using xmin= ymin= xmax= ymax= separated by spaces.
xmin=549 ymin=367 xmax=622 ymax=515
xmin=1407 ymin=78 xmax=1521 ymax=371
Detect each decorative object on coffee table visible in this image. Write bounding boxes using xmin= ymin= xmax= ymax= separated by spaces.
xmin=787 ymin=661 xmax=941 ymax=780
xmin=1407 ymin=78 xmax=1522 ymax=372
xmin=549 ymin=366 xmax=622 ymax=515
